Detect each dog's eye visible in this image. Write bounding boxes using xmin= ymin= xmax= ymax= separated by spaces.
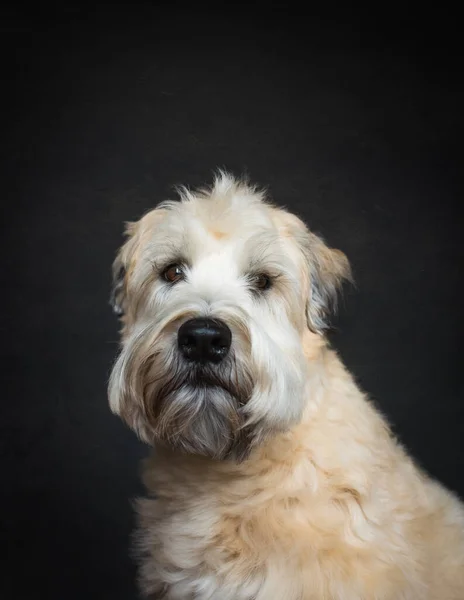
xmin=252 ymin=273 xmax=271 ymax=291
xmin=163 ymin=264 xmax=185 ymax=284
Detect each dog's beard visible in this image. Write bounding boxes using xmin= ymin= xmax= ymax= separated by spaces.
xmin=145 ymin=357 xmax=254 ymax=460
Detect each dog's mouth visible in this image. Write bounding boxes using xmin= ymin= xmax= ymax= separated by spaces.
xmin=186 ymin=364 xmax=249 ymax=405
xmin=148 ymin=357 xmax=250 ymax=406
xmin=143 ymin=356 xmax=255 ymax=459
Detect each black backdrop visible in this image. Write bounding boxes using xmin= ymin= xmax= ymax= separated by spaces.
xmin=3 ymin=4 xmax=463 ymax=599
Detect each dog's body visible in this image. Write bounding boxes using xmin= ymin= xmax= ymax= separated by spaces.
xmin=109 ymin=173 xmax=464 ymax=599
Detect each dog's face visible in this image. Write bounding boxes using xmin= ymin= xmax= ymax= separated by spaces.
xmin=108 ymin=174 xmax=350 ymax=459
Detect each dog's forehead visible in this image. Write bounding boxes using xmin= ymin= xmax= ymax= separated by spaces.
xmin=157 ymin=195 xmax=284 ymax=263
xmin=179 ymin=195 xmax=273 ymax=235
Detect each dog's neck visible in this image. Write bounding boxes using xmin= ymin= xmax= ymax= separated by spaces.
xmin=249 ymin=340 xmax=352 ymax=464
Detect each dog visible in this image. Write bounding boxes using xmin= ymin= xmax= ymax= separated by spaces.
xmin=108 ymin=172 xmax=464 ymax=599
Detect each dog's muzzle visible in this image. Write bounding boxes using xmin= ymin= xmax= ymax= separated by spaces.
xmin=177 ymin=318 xmax=232 ymax=364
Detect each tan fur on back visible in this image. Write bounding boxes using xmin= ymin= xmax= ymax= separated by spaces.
xmin=109 ymin=173 xmax=464 ymax=599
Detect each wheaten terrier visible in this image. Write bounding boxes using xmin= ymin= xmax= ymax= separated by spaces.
xmin=108 ymin=173 xmax=464 ymax=599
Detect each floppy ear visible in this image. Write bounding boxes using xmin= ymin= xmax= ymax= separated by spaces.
xmin=274 ymin=209 xmax=352 ymax=334
xmin=303 ymin=232 xmax=352 ymax=333
xmin=109 ymin=207 xmax=170 ymax=319
xmin=109 ymin=222 xmax=138 ymax=317
xmin=110 ymin=258 xmax=127 ymax=316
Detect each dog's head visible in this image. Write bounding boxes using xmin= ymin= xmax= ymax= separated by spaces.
xmin=108 ymin=173 xmax=351 ymax=460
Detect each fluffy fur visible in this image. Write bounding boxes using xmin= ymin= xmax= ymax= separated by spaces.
xmin=109 ymin=172 xmax=464 ymax=599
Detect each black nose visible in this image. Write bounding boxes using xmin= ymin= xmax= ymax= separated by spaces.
xmin=178 ymin=318 xmax=232 ymax=364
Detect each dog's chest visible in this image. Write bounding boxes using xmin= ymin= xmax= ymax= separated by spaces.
xmin=142 ymin=476 xmax=419 ymax=600
xmin=152 ymin=495 xmax=310 ymax=599
xmin=148 ymin=486 xmax=346 ymax=599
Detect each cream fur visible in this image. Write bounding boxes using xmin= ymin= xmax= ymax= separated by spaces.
xmin=109 ymin=173 xmax=464 ymax=599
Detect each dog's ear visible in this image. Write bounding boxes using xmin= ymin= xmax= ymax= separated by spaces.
xmin=110 ymin=257 xmax=127 ymax=316
xmin=274 ymin=209 xmax=352 ymax=333
xmin=110 ymin=222 xmax=138 ymax=317
xmin=303 ymin=232 xmax=352 ymax=333
xmin=110 ymin=208 xmax=170 ymax=319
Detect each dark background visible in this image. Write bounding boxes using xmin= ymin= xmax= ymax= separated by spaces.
xmin=2 ymin=3 xmax=463 ymax=599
